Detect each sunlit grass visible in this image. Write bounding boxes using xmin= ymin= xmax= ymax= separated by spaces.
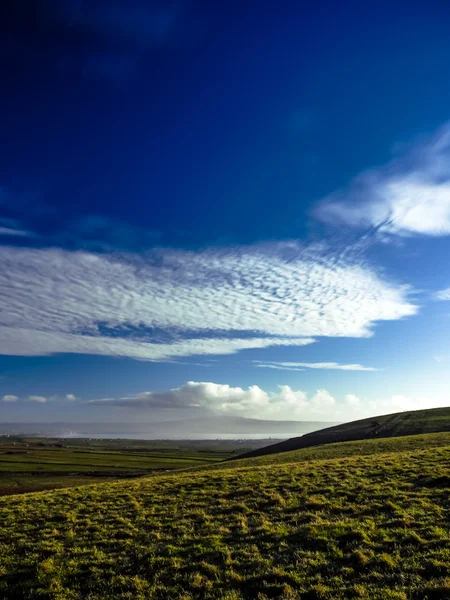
xmin=1 ymin=432 xmax=450 ymax=598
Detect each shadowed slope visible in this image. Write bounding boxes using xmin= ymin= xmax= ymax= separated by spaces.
xmin=233 ymin=406 xmax=450 ymax=460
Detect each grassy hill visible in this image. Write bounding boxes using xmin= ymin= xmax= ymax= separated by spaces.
xmin=233 ymin=406 xmax=450 ymax=461
xmin=2 ymin=431 xmax=450 ymax=598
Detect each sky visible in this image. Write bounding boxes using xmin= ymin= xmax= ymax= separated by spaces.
xmin=1 ymin=0 xmax=450 ymax=425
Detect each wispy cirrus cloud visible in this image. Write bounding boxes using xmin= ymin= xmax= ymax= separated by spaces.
xmin=0 ymin=218 xmax=31 ymax=239
xmin=314 ymin=123 xmax=450 ymax=237
xmin=434 ymin=288 xmax=450 ymax=301
xmin=0 ymin=327 xmax=314 ymax=361
xmin=0 ymin=241 xmax=416 ymax=360
xmin=0 ymin=227 xmax=30 ymax=238
xmin=253 ymin=364 xmax=306 ymax=372
xmin=254 ymin=361 xmax=378 ymax=372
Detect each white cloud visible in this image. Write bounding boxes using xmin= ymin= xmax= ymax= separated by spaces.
xmin=0 ymin=242 xmax=416 ymax=360
xmin=314 ymin=123 xmax=450 ymax=236
xmin=254 ymin=364 xmax=306 ymax=372
xmin=89 ymin=381 xmax=320 ymax=420
xmin=310 ymin=389 xmax=335 ymax=409
xmin=362 ymin=394 xmax=449 ymax=417
xmin=0 ymin=218 xmax=31 ymax=239
xmin=434 ymin=288 xmax=450 ymax=301
xmin=2 ymin=395 xmax=18 ymax=402
xmin=66 ymin=394 xmax=76 ymax=401
xmin=344 ymin=394 xmax=361 ymax=407
xmin=88 ymin=381 xmax=448 ymax=421
xmin=254 ymin=361 xmax=378 ymax=371
xmin=0 ymin=327 xmax=313 ymax=361
xmin=28 ymin=395 xmax=47 ymax=403
xmin=0 ymin=227 xmax=30 ymax=237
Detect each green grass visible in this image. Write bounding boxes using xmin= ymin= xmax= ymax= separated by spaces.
xmin=198 ymin=430 xmax=450 ymax=471
xmin=0 ymin=437 xmax=263 ymax=496
xmin=0 ymin=474 xmax=117 ymax=497
xmin=1 ymin=432 xmax=450 ymax=598
xmin=236 ymin=406 xmax=450 ymax=460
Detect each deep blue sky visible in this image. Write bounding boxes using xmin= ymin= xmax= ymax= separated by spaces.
xmin=1 ymin=0 xmax=450 ymax=423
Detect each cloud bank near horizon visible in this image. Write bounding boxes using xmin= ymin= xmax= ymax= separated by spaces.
xmin=0 ymin=242 xmax=416 ymax=360
xmin=88 ymin=380 xmax=446 ymax=421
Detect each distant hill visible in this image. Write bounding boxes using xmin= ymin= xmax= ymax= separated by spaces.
xmin=125 ymin=416 xmax=337 ymax=436
xmin=0 ymin=417 xmax=337 ymax=438
xmin=233 ymin=406 xmax=450 ymax=460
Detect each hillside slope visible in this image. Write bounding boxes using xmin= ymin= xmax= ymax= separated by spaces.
xmin=1 ymin=432 xmax=450 ymax=599
xmin=234 ymin=406 xmax=450 ymax=460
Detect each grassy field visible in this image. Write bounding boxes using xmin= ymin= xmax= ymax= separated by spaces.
xmin=1 ymin=431 xmax=450 ymax=598
xmin=236 ymin=406 xmax=450 ymax=460
xmin=0 ymin=437 xmax=270 ymax=496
